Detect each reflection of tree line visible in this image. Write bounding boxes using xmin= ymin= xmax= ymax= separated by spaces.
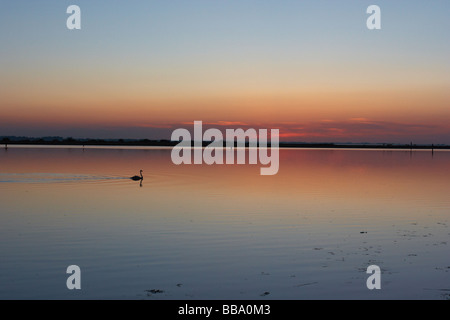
xmin=1 ymin=136 xmax=449 ymax=149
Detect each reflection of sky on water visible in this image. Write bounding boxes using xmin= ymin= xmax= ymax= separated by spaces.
xmin=0 ymin=147 xmax=449 ymax=299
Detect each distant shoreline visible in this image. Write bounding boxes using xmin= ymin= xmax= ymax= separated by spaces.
xmin=1 ymin=138 xmax=449 ymax=149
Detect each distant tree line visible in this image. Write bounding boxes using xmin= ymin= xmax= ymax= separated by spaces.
xmin=1 ymin=136 xmax=449 ymax=149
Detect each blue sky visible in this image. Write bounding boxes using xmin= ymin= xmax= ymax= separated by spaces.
xmin=1 ymin=1 xmax=449 ymax=142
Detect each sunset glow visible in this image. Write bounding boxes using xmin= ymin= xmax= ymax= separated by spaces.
xmin=1 ymin=1 xmax=449 ymax=143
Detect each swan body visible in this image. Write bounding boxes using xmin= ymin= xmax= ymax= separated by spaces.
xmin=131 ymin=170 xmax=143 ymax=181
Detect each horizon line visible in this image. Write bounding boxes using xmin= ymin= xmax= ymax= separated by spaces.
xmin=1 ymin=135 xmax=449 ymax=149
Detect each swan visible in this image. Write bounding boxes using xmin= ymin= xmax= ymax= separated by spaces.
xmin=130 ymin=170 xmax=143 ymax=181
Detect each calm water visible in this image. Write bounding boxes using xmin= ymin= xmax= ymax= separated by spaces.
xmin=0 ymin=146 xmax=449 ymax=300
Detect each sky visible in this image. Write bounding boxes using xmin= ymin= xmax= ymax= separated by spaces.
xmin=1 ymin=0 xmax=450 ymax=143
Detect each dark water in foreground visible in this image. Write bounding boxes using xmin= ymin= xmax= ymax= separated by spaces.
xmin=0 ymin=146 xmax=449 ymax=299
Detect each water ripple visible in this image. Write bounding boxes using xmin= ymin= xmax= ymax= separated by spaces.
xmin=0 ymin=173 xmax=130 ymax=184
